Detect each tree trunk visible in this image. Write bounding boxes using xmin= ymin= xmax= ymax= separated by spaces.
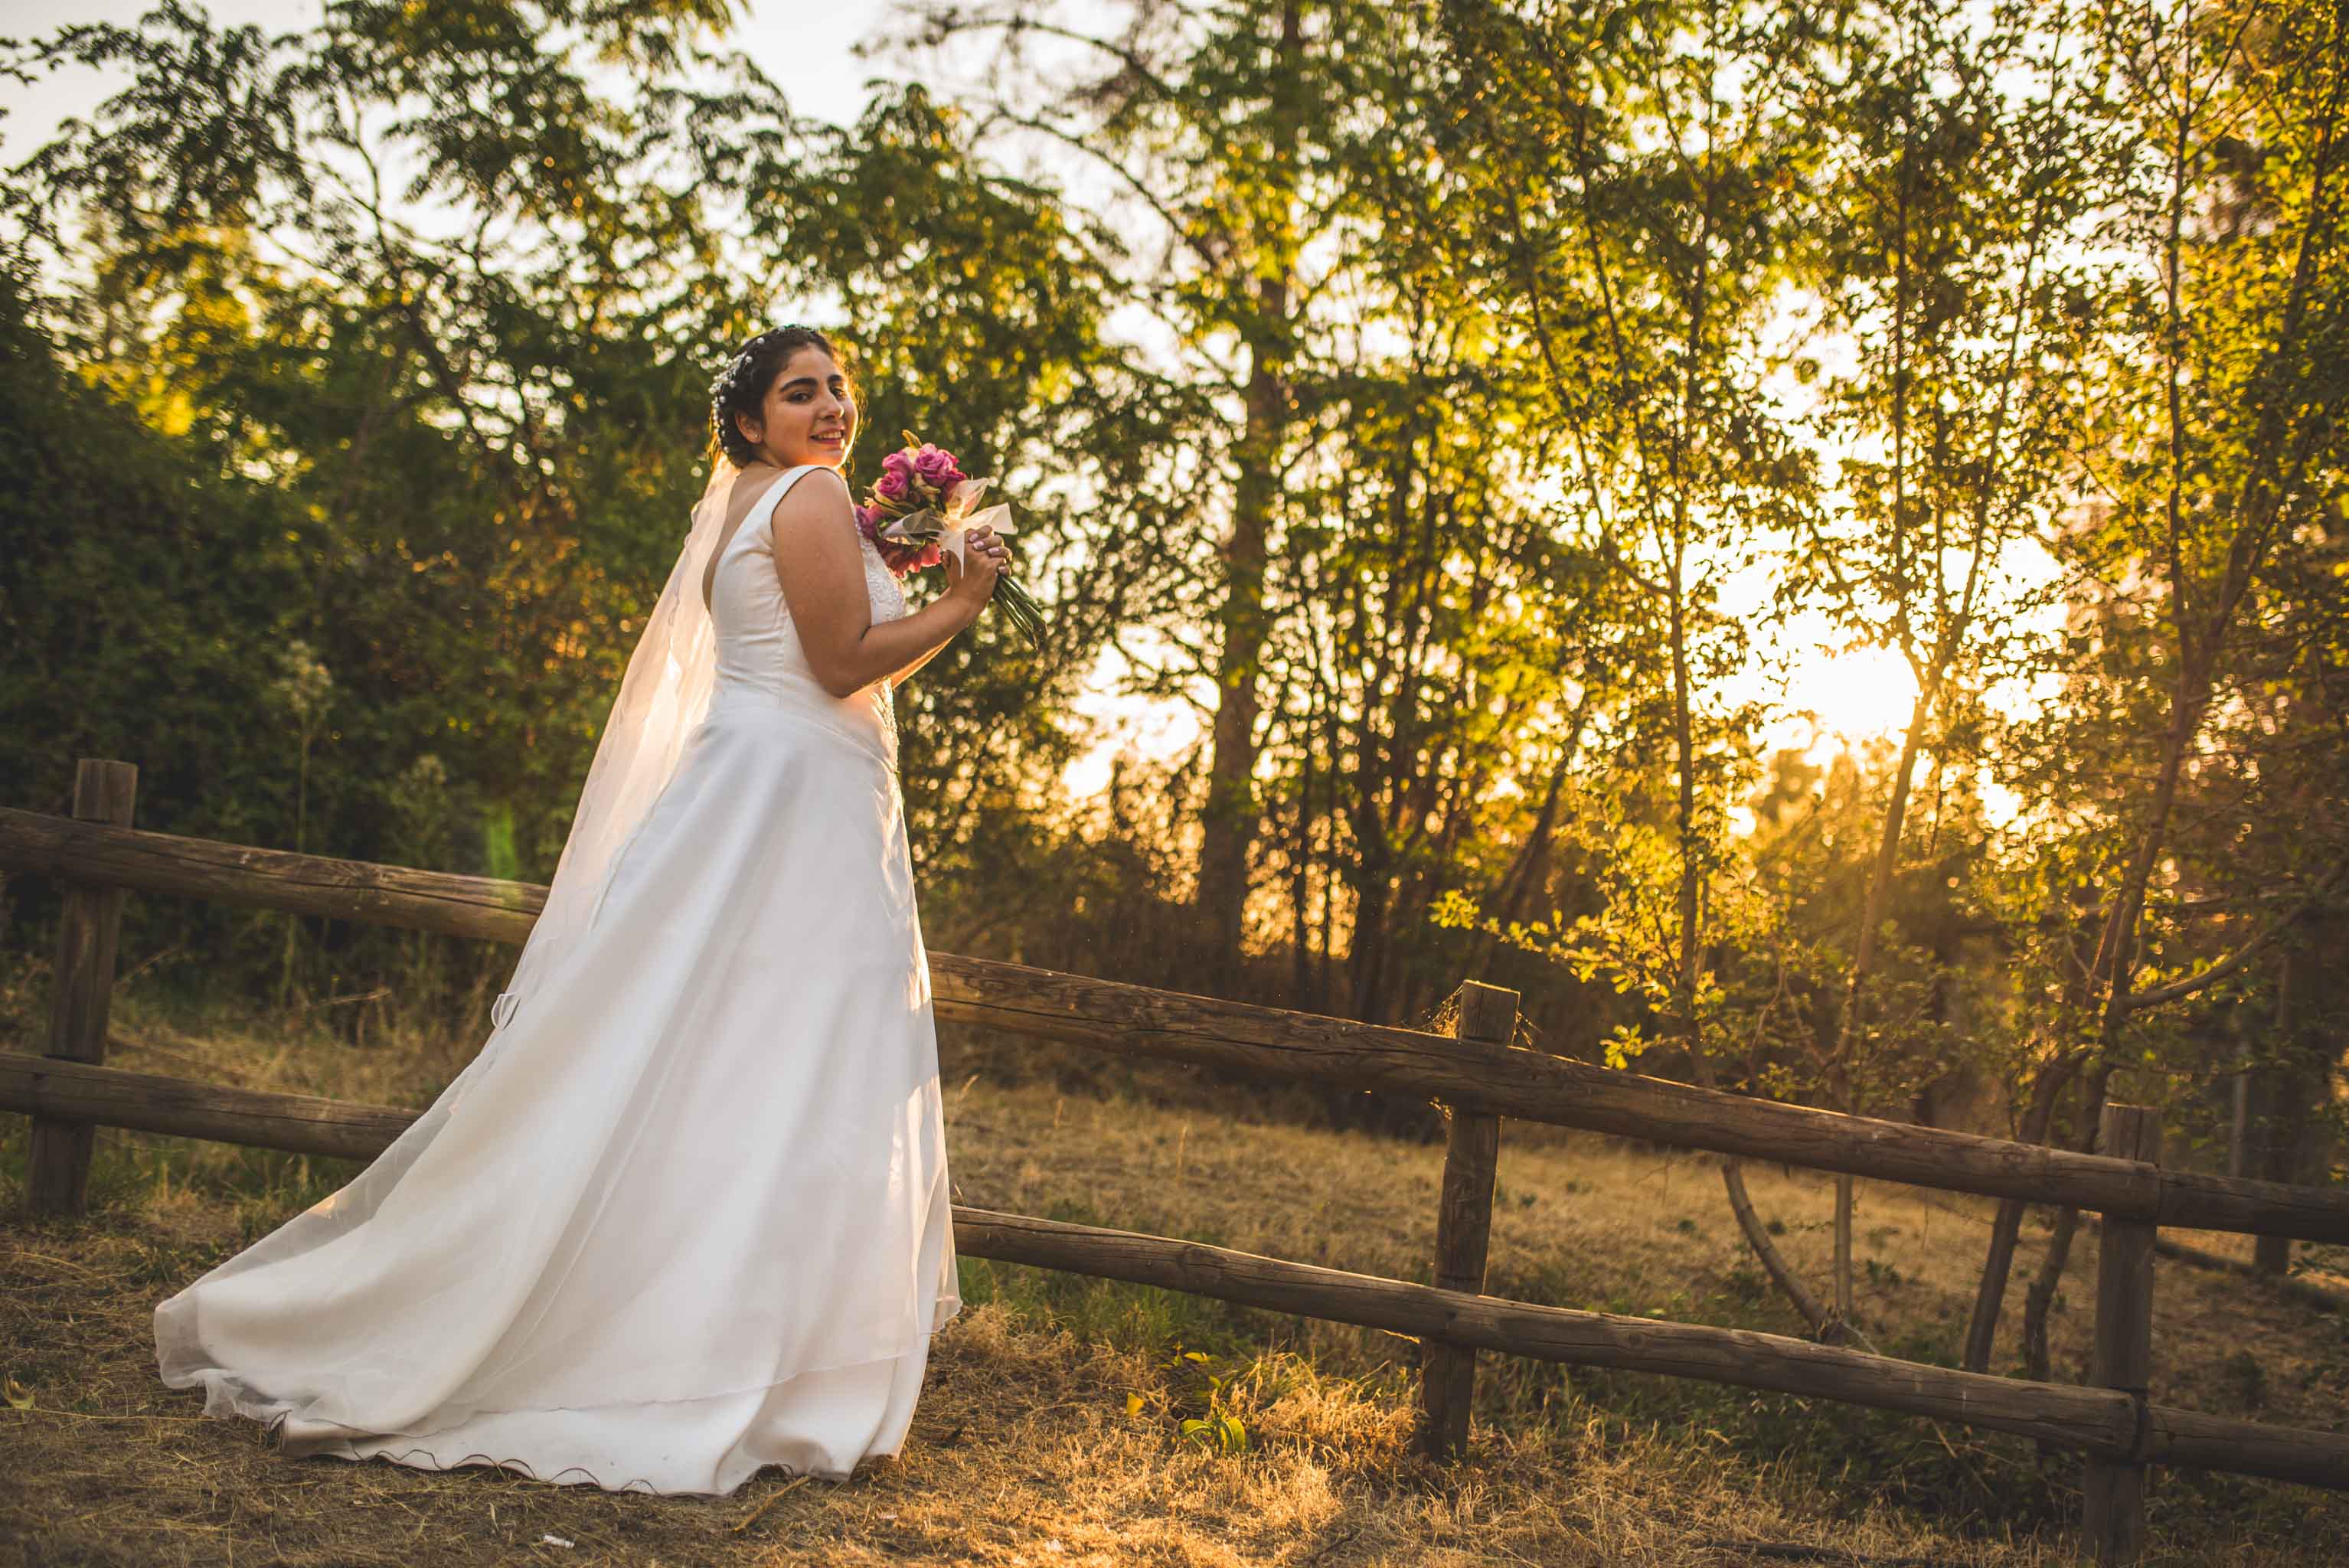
xmin=1194 ymin=0 xmax=1302 ymax=988
xmin=2020 ymin=1203 xmax=2079 ymax=1384
xmin=2022 ymin=1062 xmax=2115 ymax=1380
xmin=1962 ymin=1051 xmax=2080 ymax=1371
xmin=1290 ymin=724 xmax=1315 ymax=1009
xmin=2230 ymin=1067 xmax=2251 ymax=1178
xmin=1722 ymin=1158 xmax=1836 ymax=1336
xmin=1195 ymin=325 xmax=1283 ymax=985
xmin=1472 ymin=699 xmax=1590 ymax=977
xmin=1348 ymin=866 xmax=1391 ymax=1021
xmin=2256 ymin=946 xmax=2303 ymax=1277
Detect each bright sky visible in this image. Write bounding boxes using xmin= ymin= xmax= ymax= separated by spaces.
xmin=0 ymin=0 xmax=887 ymax=148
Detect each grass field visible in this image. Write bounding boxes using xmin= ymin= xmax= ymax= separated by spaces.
xmin=5 ymin=993 xmax=2348 ymax=1565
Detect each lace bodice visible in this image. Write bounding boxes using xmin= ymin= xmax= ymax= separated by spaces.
xmin=706 ymin=466 xmax=909 ymax=766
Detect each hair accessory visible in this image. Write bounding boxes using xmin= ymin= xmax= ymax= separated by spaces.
xmin=707 ymin=329 xmax=775 ymax=403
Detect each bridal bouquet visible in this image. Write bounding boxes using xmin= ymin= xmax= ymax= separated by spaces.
xmin=855 ymin=432 xmax=1048 ymax=649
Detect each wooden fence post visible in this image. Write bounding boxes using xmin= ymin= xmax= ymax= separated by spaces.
xmin=2084 ymin=1102 xmax=2161 ymax=1566
xmin=27 ymin=759 xmax=138 ymax=1218
xmin=1418 ymin=978 xmax=1520 ymax=1459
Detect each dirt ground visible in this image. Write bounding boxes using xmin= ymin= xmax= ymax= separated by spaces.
xmin=5 ymin=1057 xmax=2348 ymax=1565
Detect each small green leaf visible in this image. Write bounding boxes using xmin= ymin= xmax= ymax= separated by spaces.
xmin=1178 ymin=1412 xmax=1248 ymax=1455
xmin=4 ymin=1377 xmax=32 ymax=1411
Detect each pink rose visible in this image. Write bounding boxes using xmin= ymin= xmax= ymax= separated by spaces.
xmin=912 ymin=445 xmax=965 ymax=494
xmin=873 ymin=467 xmax=910 ymax=502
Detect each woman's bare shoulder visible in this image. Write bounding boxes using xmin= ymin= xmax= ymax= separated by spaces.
xmin=769 ymin=466 xmax=854 ymax=531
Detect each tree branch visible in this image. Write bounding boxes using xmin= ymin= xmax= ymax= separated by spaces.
xmin=2124 ymin=854 xmax=2349 ymax=1013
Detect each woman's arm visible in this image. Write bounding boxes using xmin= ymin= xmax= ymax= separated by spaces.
xmin=769 ymin=469 xmax=1003 ymax=698
xmin=883 ymin=534 xmax=1014 ymax=688
xmin=883 ymin=637 xmax=952 ymax=689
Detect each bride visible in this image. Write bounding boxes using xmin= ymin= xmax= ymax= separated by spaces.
xmin=152 ymin=325 xmax=1008 ymax=1495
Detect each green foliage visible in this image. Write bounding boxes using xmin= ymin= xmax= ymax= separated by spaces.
xmin=1169 ymin=1348 xmax=1252 ymax=1456
xmin=1 ymin=0 xmax=1175 ymax=1018
xmin=2221 ymin=1348 xmax=2269 ymax=1414
xmin=2 ymin=0 xmax=2346 ymax=1205
xmin=0 ymin=261 xmax=330 ymax=997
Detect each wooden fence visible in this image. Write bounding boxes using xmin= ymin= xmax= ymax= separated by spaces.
xmin=7 ymin=758 xmax=2349 ymax=1563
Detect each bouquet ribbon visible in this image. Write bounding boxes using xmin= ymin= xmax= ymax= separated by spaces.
xmin=940 ymin=502 xmax=1014 ymax=573
xmin=880 ymin=473 xmax=1014 ymax=573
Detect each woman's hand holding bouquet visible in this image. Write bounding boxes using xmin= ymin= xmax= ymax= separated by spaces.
xmin=854 ymin=433 xmax=1047 ymax=650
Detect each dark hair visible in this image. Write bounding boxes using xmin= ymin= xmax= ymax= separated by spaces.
xmin=707 ymin=325 xmax=849 ymax=467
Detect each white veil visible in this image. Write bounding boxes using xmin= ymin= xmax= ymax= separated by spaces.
xmin=486 ymin=454 xmax=742 ymax=1038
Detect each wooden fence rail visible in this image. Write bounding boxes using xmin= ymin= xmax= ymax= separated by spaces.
xmin=7 ymin=805 xmax=2346 ymax=1242
xmin=928 ymin=956 xmax=2341 ymax=1239
xmin=8 ymin=768 xmax=2349 ymax=1566
xmin=5 ymin=1048 xmax=2347 ymax=1498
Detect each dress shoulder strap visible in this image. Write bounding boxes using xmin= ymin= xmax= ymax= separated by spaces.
xmin=746 ymin=463 xmax=823 ymax=537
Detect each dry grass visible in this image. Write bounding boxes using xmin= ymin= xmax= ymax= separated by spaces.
xmin=1 ymin=997 xmax=2344 ymax=1564
xmin=0 ymin=1240 xmax=2070 ymax=1568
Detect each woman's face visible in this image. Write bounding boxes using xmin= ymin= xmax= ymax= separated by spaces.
xmin=736 ymin=345 xmax=856 ymax=469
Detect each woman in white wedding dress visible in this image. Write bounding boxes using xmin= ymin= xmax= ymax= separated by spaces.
xmin=152 ymin=325 xmax=1008 ymax=1495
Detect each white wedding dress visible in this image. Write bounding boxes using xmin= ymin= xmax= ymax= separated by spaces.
xmin=153 ymin=463 xmax=962 ymax=1494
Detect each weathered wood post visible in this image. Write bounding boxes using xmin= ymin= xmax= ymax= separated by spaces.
xmin=27 ymin=759 xmax=139 ymax=1217
xmin=2083 ymin=1102 xmax=2161 ymax=1566
xmin=1417 ymin=978 xmax=1521 ymax=1459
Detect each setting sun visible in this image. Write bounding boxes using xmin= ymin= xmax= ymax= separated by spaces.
xmin=1787 ymin=644 xmax=1922 ymax=745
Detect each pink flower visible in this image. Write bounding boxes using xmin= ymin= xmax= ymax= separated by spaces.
xmin=873 ymin=466 xmax=910 ymax=503
xmin=912 ymin=445 xmax=966 ymax=494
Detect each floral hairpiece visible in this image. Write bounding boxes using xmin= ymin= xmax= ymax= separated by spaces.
xmin=707 ymin=325 xmax=818 ymax=410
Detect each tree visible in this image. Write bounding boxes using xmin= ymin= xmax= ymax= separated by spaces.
xmin=1439 ymin=0 xmax=1844 ymax=1334
xmin=1789 ymin=0 xmax=2090 ymax=1328
xmin=5 ymin=0 xmax=1157 ymax=1009
xmin=906 ymin=0 xmax=1422 ymax=991
xmin=1963 ymin=0 xmax=2349 ymax=1375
